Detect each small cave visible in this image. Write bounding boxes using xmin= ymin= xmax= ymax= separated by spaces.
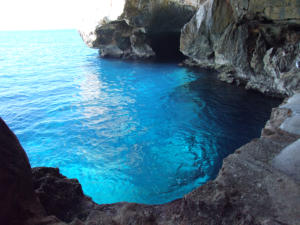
xmin=148 ymin=31 xmax=186 ymax=62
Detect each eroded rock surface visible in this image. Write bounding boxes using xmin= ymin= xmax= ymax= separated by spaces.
xmin=79 ymin=0 xmax=198 ymax=59
xmin=180 ymin=0 xmax=300 ymax=97
xmin=93 ymin=20 xmax=155 ymax=59
xmin=80 ymin=0 xmax=300 ymax=95
xmin=32 ymin=167 xmax=95 ymax=223
xmin=1 ymin=93 xmax=300 ymax=225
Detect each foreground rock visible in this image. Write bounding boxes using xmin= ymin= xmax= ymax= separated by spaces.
xmin=0 ymin=119 xmax=45 ymax=225
xmin=180 ymin=0 xmax=300 ymax=97
xmin=1 ymin=94 xmax=300 ymax=225
xmin=32 ymin=167 xmax=95 ymax=223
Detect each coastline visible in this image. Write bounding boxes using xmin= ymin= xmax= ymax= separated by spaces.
xmin=1 ymin=94 xmax=299 ymax=225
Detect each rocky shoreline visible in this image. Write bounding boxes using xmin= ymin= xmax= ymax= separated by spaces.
xmin=1 ymin=0 xmax=299 ymax=224
xmin=80 ymin=0 xmax=300 ymax=97
xmin=0 ymin=93 xmax=299 ymax=225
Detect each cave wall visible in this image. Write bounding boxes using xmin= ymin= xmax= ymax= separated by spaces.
xmin=180 ymin=0 xmax=300 ymax=97
xmin=79 ymin=0 xmax=198 ymax=59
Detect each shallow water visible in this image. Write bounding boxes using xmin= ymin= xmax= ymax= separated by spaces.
xmin=0 ymin=30 xmax=281 ymax=204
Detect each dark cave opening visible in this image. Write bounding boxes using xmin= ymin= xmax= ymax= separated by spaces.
xmin=148 ymin=31 xmax=186 ymax=62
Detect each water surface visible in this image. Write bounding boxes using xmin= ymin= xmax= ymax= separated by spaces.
xmin=0 ymin=30 xmax=281 ymax=204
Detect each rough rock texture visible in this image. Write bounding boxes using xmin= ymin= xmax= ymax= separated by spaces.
xmin=120 ymin=0 xmax=199 ymax=32
xmin=80 ymin=0 xmax=300 ymax=95
xmin=78 ymin=0 xmax=126 ymax=48
xmin=32 ymin=167 xmax=95 ymax=223
xmin=0 ymin=118 xmax=45 ymax=225
xmin=180 ymin=0 xmax=300 ymax=97
xmin=80 ymin=0 xmax=198 ymax=59
xmin=93 ymin=20 xmax=155 ymax=59
xmin=1 ymin=93 xmax=300 ymax=225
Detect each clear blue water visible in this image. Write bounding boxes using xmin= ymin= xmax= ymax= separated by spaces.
xmin=0 ymin=30 xmax=281 ymax=204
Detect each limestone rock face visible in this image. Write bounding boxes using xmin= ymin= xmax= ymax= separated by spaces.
xmin=121 ymin=0 xmax=199 ymax=32
xmin=80 ymin=0 xmax=198 ymax=59
xmin=78 ymin=0 xmax=126 ymax=48
xmin=180 ymin=0 xmax=300 ymax=97
xmin=93 ymin=20 xmax=155 ymax=59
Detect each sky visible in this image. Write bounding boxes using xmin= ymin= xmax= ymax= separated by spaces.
xmin=0 ymin=0 xmax=124 ymax=30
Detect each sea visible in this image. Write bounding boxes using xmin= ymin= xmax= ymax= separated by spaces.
xmin=0 ymin=29 xmax=281 ymax=204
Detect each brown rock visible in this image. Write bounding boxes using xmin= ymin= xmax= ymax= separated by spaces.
xmin=0 ymin=118 xmax=45 ymax=225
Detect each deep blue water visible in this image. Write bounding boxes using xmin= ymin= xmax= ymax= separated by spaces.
xmin=0 ymin=30 xmax=281 ymax=204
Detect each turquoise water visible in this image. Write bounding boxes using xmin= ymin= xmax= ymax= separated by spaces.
xmin=0 ymin=30 xmax=280 ymax=204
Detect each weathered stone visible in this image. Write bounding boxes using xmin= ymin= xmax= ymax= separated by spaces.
xmin=279 ymin=93 xmax=300 ymax=135
xmin=78 ymin=0 xmax=126 ymax=48
xmin=93 ymin=20 xmax=155 ymax=59
xmin=0 ymin=118 xmax=45 ymax=225
xmin=180 ymin=0 xmax=300 ymax=97
xmin=273 ymin=138 xmax=300 ymax=181
xmin=80 ymin=0 xmax=198 ymax=59
xmin=32 ymin=167 xmax=95 ymax=223
xmin=121 ymin=0 xmax=198 ymax=33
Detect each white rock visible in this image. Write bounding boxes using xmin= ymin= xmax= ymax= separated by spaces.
xmin=280 ymin=93 xmax=300 ymax=135
xmin=273 ymin=139 xmax=300 ymax=181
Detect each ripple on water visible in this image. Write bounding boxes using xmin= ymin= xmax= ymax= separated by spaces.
xmin=0 ymin=30 xmax=281 ymax=204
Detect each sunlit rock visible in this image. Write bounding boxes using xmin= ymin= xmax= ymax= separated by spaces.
xmin=78 ymin=0 xmax=126 ymax=48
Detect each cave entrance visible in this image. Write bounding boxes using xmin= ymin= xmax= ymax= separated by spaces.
xmin=148 ymin=31 xmax=186 ymax=62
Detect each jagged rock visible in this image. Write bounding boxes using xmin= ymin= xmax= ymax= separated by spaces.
xmin=80 ymin=0 xmax=198 ymax=59
xmin=180 ymin=0 xmax=300 ymax=97
xmin=93 ymin=20 xmax=155 ymax=59
xmin=120 ymin=0 xmax=199 ymax=32
xmin=78 ymin=0 xmax=127 ymax=48
xmin=32 ymin=167 xmax=95 ymax=223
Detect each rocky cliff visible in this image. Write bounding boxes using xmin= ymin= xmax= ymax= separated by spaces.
xmin=79 ymin=0 xmax=199 ymax=59
xmin=1 ymin=93 xmax=299 ymax=224
xmin=181 ymin=0 xmax=300 ymax=97
xmin=80 ymin=0 xmax=300 ymax=96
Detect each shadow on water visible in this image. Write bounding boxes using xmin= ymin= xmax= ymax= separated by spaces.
xmin=182 ymin=68 xmax=282 ymax=179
